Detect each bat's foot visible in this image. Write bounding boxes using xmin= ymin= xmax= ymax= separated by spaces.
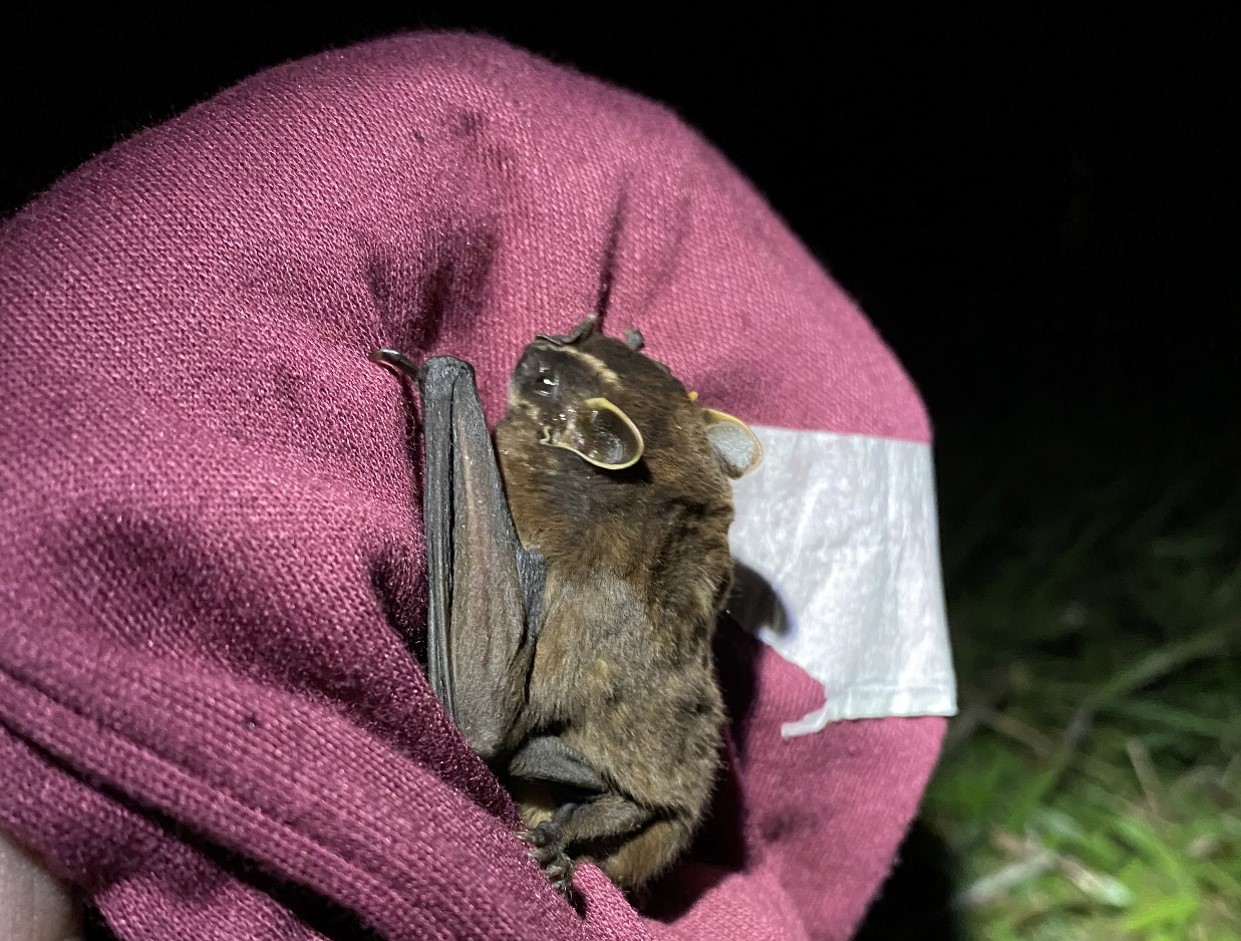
xmin=520 ymin=822 xmax=576 ymax=897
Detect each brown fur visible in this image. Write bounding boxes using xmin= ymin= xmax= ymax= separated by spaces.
xmin=493 ymin=319 xmax=750 ymax=892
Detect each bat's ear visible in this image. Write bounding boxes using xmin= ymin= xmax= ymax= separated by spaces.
xmin=702 ymin=409 xmax=763 ymax=478
xmin=552 ymin=397 xmax=645 ymax=470
xmin=537 ymin=315 xmax=599 ymax=346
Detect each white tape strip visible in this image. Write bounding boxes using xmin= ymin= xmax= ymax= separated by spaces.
xmin=727 ymin=426 xmax=956 ymax=736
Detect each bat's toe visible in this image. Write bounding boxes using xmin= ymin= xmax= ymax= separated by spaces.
xmin=518 ymin=820 xmax=561 ymax=853
xmin=519 ymin=827 xmax=560 ymax=866
xmin=542 ymin=850 xmax=576 ymax=896
xmin=519 ymin=824 xmax=576 ymax=896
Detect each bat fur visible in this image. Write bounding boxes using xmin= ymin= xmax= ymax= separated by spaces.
xmin=372 ymin=316 xmax=761 ymax=897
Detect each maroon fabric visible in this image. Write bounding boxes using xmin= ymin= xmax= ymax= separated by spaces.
xmin=0 ymin=32 xmax=944 ymax=940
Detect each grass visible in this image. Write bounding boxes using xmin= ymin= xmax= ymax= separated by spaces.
xmin=915 ymin=405 xmax=1241 ymax=940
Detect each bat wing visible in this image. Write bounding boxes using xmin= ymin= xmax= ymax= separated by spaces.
xmin=380 ymin=352 xmax=542 ymax=762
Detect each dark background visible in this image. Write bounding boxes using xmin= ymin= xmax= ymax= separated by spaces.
xmin=4 ymin=5 xmax=1238 ymax=430
xmin=3 ymin=6 xmax=1238 ymax=936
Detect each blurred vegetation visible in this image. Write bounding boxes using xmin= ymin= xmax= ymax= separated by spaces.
xmin=864 ymin=405 xmax=1241 ymax=940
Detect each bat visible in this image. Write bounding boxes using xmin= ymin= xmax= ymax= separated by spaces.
xmin=370 ymin=316 xmax=761 ymax=897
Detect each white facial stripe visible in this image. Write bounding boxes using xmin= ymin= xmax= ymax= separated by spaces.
xmin=558 ymin=347 xmax=621 ymax=386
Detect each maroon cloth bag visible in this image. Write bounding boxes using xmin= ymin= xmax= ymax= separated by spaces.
xmin=0 ymin=32 xmax=945 ymax=940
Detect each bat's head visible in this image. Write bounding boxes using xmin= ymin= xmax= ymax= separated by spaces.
xmin=502 ymin=316 xmax=762 ymax=480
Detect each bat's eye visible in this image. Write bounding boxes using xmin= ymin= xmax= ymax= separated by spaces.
xmin=536 ymin=374 xmax=559 ymax=396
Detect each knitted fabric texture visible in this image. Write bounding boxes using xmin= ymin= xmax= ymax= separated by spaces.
xmin=0 ymin=32 xmax=945 ymax=940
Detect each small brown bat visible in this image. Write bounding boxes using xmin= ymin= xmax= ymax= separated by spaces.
xmin=371 ymin=316 xmax=761 ymax=897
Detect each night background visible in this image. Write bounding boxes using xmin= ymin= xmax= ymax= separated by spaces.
xmin=4 ymin=5 xmax=1239 ymax=938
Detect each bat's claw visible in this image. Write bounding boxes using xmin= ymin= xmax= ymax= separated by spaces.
xmin=519 ymin=821 xmax=556 ymax=849
xmin=520 ymin=823 xmax=576 ymax=896
xmin=543 ymin=853 xmax=576 ymax=897
xmin=368 ymin=347 xmax=424 ymax=380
